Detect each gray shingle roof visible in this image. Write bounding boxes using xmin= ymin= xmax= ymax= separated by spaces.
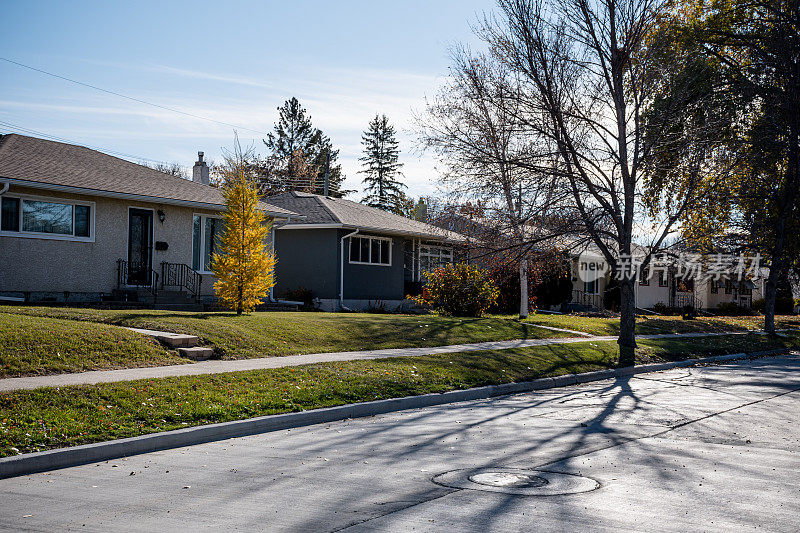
xmin=268 ymin=191 xmax=465 ymax=242
xmin=0 ymin=134 xmax=297 ymax=217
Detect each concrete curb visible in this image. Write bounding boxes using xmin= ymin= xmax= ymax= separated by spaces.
xmin=0 ymin=347 xmax=790 ymax=480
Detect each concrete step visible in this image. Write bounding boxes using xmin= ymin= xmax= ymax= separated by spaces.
xmin=126 ymin=327 xmax=199 ymax=348
xmin=178 ymin=346 xmax=214 ymax=361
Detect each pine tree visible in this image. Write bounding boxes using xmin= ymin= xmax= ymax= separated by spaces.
xmin=359 ymin=114 xmax=406 ymax=212
xmin=262 ymin=97 xmax=347 ymax=196
xmin=212 ymin=144 xmax=277 ymax=315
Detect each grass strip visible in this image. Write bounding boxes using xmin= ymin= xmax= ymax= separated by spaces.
xmin=1 ymin=333 xmax=796 ymax=457
xmin=0 ymin=313 xmax=185 ymax=378
xmin=522 ymin=313 xmax=800 ymax=336
xmin=0 ymin=307 xmax=565 ymax=361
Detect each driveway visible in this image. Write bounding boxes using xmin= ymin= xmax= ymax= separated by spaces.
xmin=1 ymin=354 xmax=798 ymax=531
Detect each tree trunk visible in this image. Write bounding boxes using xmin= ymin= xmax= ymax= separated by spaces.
xmin=764 ymin=272 xmax=777 ymax=334
xmin=618 ymin=278 xmax=637 ymax=367
xmin=519 ymin=259 xmax=529 ymax=319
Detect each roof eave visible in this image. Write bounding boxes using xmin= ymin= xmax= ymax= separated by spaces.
xmin=277 ymin=222 xmax=462 ymax=242
xmin=0 ymin=177 xmax=298 ymax=219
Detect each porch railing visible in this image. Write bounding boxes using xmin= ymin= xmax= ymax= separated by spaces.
xmin=572 ymin=289 xmax=603 ymax=311
xmin=116 ymin=259 xmax=159 ymax=300
xmin=672 ymin=292 xmax=697 ymax=309
xmin=161 ymin=262 xmax=202 ymax=301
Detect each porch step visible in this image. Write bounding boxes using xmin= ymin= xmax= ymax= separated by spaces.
xmin=177 ymin=346 xmax=214 ymax=361
xmin=126 ymin=327 xmax=199 ymax=348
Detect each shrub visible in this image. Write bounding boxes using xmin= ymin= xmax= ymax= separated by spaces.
xmin=749 ymin=297 xmax=794 ymax=315
xmin=776 ymin=297 xmax=795 ymax=315
xmin=415 ymin=263 xmax=499 ymax=317
xmin=487 ymin=254 xmax=572 ymax=313
xmin=651 ymin=302 xmax=682 ymax=316
xmin=715 ymin=302 xmax=754 ymax=316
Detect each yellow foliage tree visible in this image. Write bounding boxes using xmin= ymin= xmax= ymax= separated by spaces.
xmin=211 ymin=145 xmax=276 ymax=314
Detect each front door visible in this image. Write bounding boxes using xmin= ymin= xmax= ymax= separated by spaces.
xmin=128 ymin=208 xmax=153 ymax=285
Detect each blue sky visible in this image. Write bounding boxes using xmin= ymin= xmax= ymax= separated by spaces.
xmin=0 ymin=0 xmax=491 ymax=198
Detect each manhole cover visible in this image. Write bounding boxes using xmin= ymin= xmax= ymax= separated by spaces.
xmin=433 ymin=468 xmax=599 ymax=496
xmin=469 ymin=472 xmax=548 ymax=488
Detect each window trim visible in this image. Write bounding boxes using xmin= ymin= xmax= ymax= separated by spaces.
xmin=192 ymin=213 xmax=225 ymax=274
xmin=0 ymin=193 xmax=95 ymax=242
xmin=348 ymin=235 xmax=392 ymax=266
xmin=419 ymin=243 xmax=454 ymax=275
xmin=639 ymin=266 xmax=650 ymax=286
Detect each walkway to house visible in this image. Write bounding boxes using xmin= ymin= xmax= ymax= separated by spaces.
xmin=0 ymin=330 xmax=771 ymax=392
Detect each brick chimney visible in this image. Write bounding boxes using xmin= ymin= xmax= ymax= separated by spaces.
xmin=192 ymin=151 xmax=210 ymax=185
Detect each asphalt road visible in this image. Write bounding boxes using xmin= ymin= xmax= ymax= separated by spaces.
xmin=1 ymin=354 xmax=798 ymax=532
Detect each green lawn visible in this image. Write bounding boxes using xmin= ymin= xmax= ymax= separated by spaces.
xmin=1 ymin=307 xmax=566 ymax=362
xmin=523 ymin=313 xmax=800 ymax=336
xmin=0 ymin=312 xmax=186 ymax=378
xmin=1 ymin=332 xmax=796 ymax=457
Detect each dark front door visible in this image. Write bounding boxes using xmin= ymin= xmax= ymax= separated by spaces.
xmin=128 ymin=208 xmax=153 ymax=285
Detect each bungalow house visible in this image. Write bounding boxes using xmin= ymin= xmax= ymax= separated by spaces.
xmin=266 ymin=191 xmax=465 ymax=311
xmin=568 ymin=246 xmax=768 ymax=313
xmin=0 ymin=134 xmax=297 ymax=306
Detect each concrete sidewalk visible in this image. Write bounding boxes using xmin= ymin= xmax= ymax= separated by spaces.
xmin=0 ymin=330 xmax=766 ymax=392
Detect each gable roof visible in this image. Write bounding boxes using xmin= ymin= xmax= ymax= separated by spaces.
xmin=267 ymin=191 xmax=465 ymax=242
xmin=0 ymin=134 xmax=297 ymax=218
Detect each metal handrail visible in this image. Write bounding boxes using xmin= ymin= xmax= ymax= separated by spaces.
xmin=116 ymin=259 xmax=159 ymax=300
xmin=572 ymin=289 xmax=603 ymax=311
xmin=160 ymin=262 xmax=202 ymax=301
xmin=673 ymin=292 xmax=697 ymax=309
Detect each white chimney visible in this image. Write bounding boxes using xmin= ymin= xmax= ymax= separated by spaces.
xmin=192 ymin=151 xmax=210 ymax=185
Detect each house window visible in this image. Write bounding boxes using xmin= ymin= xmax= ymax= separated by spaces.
xmin=584 ymin=279 xmax=598 ymax=295
xmin=0 ymin=195 xmax=93 ymax=240
xmin=740 ymin=281 xmax=753 ymax=296
xmin=639 ymin=266 xmax=650 ymax=286
xmin=192 ymin=214 xmax=224 ymax=272
xmin=420 ymin=244 xmax=453 ymax=273
xmin=725 ymin=279 xmax=733 ymax=294
xmin=711 ymin=280 xmax=719 ymax=294
xmin=349 ymin=236 xmax=391 ymax=266
xmin=1 ymin=197 xmax=19 ymax=231
xmin=658 ymin=271 xmax=668 ymax=287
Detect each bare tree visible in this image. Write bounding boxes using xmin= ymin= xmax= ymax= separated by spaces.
xmin=142 ymin=161 xmax=188 ymax=179
xmin=476 ymin=0 xmax=724 ymax=364
xmin=418 ymin=47 xmax=572 ymax=319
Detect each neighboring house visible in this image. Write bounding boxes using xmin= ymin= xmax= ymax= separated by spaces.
xmin=266 ymin=191 xmax=466 ymax=311
xmin=0 ymin=134 xmax=297 ymax=306
xmin=568 ymin=247 xmax=767 ymax=313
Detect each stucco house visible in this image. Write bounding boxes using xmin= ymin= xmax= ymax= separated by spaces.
xmin=0 ymin=134 xmax=296 ymax=306
xmin=266 ymin=191 xmax=465 ymax=311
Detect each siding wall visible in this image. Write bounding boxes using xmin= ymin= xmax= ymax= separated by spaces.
xmin=273 ymin=228 xmax=340 ymax=299
xmin=1 ymin=185 xmax=220 ymax=296
xmin=341 ymin=231 xmax=405 ymax=301
xmin=273 ymin=228 xmax=407 ymax=303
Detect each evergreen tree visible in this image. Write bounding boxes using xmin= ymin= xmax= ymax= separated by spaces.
xmin=359 ymin=114 xmax=406 ymax=212
xmin=262 ymin=97 xmax=347 ymax=196
xmin=212 ymin=143 xmax=276 ymax=315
